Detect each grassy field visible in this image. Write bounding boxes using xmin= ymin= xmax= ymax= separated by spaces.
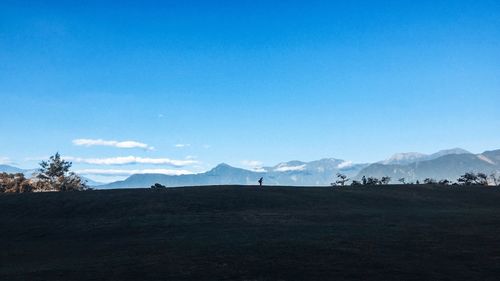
xmin=1 ymin=185 xmax=500 ymax=280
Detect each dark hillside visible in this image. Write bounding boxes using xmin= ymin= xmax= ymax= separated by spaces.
xmin=1 ymin=185 xmax=500 ymax=280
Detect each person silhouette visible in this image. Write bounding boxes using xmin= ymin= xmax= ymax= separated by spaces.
xmin=258 ymin=177 xmax=263 ymax=187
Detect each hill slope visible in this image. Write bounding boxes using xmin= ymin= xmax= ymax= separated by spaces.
xmin=1 ymin=186 xmax=500 ymax=280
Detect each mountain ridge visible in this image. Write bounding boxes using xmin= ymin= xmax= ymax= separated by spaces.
xmin=358 ymin=149 xmax=499 ymax=182
xmin=98 ymin=148 xmax=499 ymax=188
xmin=3 ymin=148 xmax=499 ymax=188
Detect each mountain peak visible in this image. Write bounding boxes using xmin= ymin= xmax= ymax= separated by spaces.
xmin=382 ymin=152 xmax=427 ymax=165
xmin=431 ymin=148 xmax=471 ymax=157
xmin=209 ymin=163 xmax=232 ymax=171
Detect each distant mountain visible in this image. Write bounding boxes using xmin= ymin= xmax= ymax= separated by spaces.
xmin=0 ymin=164 xmax=25 ymax=174
xmin=5 ymin=148 xmax=498 ymax=189
xmin=81 ymin=177 xmax=104 ymax=187
xmin=263 ymin=158 xmax=368 ymax=186
xmin=381 ymin=152 xmax=428 ymax=165
xmin=358 ymin=149 xmax=499 ymax=183
xmin=428 ymin=148 xmax=471 ymax=160
xmin=381 ymin=148 xmax=471 ymax=165
xmin=98 ymin=158 xmax=369 ymax=189
xmin=99 ymin=163 xmax=261 ymax=189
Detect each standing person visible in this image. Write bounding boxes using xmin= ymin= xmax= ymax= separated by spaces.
xmin=258 ymin=177 xmax=263 ymax=187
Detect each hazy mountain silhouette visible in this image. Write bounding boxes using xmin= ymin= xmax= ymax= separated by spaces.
xmin=0 ymin=164 xmax=25 ymax=174
xmin=381 ymin=148 xmax=471 ymax=165
xmin=4 ymin=148 xmax=499 ymax=188
xmin=98 ymin=159 xmax=369 ymax=188
xmin=358 ymin=149 xmax=499 ymax=182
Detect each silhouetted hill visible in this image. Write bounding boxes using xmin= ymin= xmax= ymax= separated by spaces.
xmin=2 ymin=186 xmax=500 ymax=280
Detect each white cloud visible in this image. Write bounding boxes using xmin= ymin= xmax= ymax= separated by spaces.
xmin=0 ymin=157 xmax=11 ymax=165
xmin=241 ymin=160 xmax=266 ymax=172
xmin=274 ymin=164 xmax=306 ymax=172
xmin=241 ymin=160 xmax=263 ymax=167
xmin=337 ymin=161 xmax=353 ymax=169
xmin=76 ymin=168 xmax=194 ymax=176
xmin=73 ymin=139 xmax=154 ymax=150
xmin=174 ymin=144 xmax=191 ymax=148
xmin=68 ymin=156 xmax=198 ymax=166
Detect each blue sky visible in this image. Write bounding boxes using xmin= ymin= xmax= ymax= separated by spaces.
xmin=1 ymin=0 xmax=499 ymax=182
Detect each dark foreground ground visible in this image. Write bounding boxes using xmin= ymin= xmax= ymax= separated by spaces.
xmin=1 ymin=185 xmax=500 ymax=281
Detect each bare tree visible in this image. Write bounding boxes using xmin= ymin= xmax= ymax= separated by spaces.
xmin=490 ymin=173 xmax=499 ymax=186
xmin=477 ymin=173 xmax=488 ymax=186
xmin=0 ymin=173 xmax=33 ymax=193
xmin=335 ymin=173 xmax=349 ymax=186
xmin=398 ymin=178 xmax=406 ymax=185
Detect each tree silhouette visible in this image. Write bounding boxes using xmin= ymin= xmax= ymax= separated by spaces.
xmin=38 ymin=152 xmax=72 ymax=180
xmin=457 ymin=172 xmax=478 ymax=186
xmin=424 ymin=178 xmax=437 ymax=184
xmin=151 ymin=183 xmax=166 ymax=189
xmin=438 ymin=179 xmax=450 ymax=186
xmin=37 ymin=153 xmax=87 ymax=191
xmin=490 ymin=173 xmax=499 ymax=186
xmin=398 ymin=178 xmax=406 ymax=184
xmin=335 ymin=173 xmax=349 ymax=186
xmin=380 ymin=176 xmax=391 ymax=185
xmin=365 ymin=177 xmax=380 ymax=185
xmin=350 ymin=180 xmax=362 ymax=186
xmin=477 ymin=173 xmax=488 ymax=186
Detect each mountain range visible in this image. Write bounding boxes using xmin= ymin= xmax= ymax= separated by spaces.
xmin=359 ymin=149 xmax=500 ymax=183
xmin=98 ymin=148 xmax=500 ymax=188
xmin=2 ymin=148 xmax=499 ymax=188
xmin=100 ymin=159 xmax=369 ymax=189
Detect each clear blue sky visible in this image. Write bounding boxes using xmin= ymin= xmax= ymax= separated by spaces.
xmin=1 ymin=0 xmax=499 ymax=182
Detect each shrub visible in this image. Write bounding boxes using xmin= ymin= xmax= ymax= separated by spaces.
xmin=424 ymin=178 xmax=437 ymax=184
xmin=151 ymin=183 xmax=167 ymax=189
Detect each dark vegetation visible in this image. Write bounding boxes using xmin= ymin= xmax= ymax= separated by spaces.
xmin=332 ymin=172 xmax=500 ymax=187
xmin=151 ymin=183 xmax=167 ymax=189
xmin=1 ymin=185 xmax=500 ymax=280
xmin=0 ymin=153 xmax=87 ymax=193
